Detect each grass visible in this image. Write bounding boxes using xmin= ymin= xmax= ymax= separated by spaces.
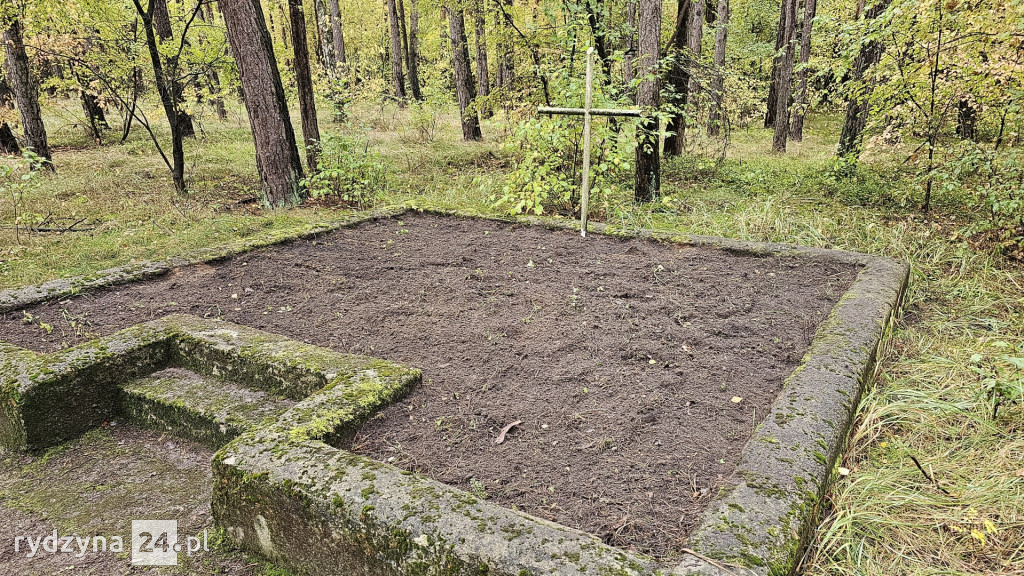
xmin=1 ymin=99 xmax=1022 ymax=575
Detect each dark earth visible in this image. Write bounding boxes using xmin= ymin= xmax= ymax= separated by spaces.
xmin=0 ymin=214 xmax=858 ymax=559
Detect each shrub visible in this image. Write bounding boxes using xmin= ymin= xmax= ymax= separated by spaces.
xmin=303 ymin=135 xmax=387 ymax=208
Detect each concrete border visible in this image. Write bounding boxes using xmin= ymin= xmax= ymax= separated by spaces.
xmin=0 ymin=208 xmax=909 ymax=575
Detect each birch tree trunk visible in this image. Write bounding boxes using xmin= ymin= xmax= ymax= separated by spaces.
xmin=329 ymin=0 xmax=346 ymax=67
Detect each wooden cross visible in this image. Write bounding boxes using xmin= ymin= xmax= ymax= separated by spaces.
xmin=538 ymin=47 xmax=641 ymax=237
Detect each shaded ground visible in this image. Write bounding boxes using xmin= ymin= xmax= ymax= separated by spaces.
xmin=0 ymin=214 xmax=858 ymax=558
xmin=0 ymin=425 xmax=263 ymax=575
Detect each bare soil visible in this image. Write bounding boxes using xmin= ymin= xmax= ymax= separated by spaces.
xmin=0 ymin=214 xmax=858 ymax=559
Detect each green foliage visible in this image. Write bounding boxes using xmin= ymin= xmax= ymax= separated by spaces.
xmin=303 ymin=135 xmax=388 ymax=208
xmin=970 ymin=343 xmax=1024 ymax=420
xmin=491 ymin=117 xmax=630 ymax=216
xmin=3 ymin=150 xmax=46 ymax=244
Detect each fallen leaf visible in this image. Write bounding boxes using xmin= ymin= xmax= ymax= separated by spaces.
xmin=731 ymin=396 xmax=743 ymax=403
xmin=495 ymin=420 xmax=522 ymax=444
xmin=838 ymin=467 xmax=851 ymax=476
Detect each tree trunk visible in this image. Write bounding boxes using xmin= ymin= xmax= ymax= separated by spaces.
xmin=635 ymin=0 xmax=660 ymax=202
xmin=407 ymin=0 xmax=423 ymax=99
xmin=789 ymin=0 xmax=816 ymax=141
xmin=771 ymin=0 xmax=797 ymax=152
xmin=80 ymin=90 xmax=109 ymax=142
xmin=312 ymin=0 xmax=332 ymax=69
xmin=329 ymin=0 xmax=346 ymax=67
xmin=836 ymin=0 xmax=891 ymax=164
xmin=707 ymin=0 xmax=729 ymax=136
xmin=663 ymin=0 xmax=690 ymax=157
xmin=220 ymin=0 xmax=306 ymax=206
xmin=584 ymin=0 xmax=611 ymax=77
xmin=152 ymin=0 xmax=196 ymax=138
xmin=134 ymin=0 xmax=186 ymax=191
xmin=0 ymin=122 xmax=18 ymax=155
xmin=764 ymin=0 xmax=786 ymax=128
xmin=2 ymin=17 xmax=53 ymax=169
xmin=288 ymin=0 xmax=321 ymax=172
xmin=473 ymin=0 xmax=490 ymax=113
xmin=623 ymin=1 xmax=637 ymax=94
xmin=493 ymin=0 xmax=514 ymax=91
xmin=445 ymin=5 xmax=482 ymax=141
xmin=386 ymin=0 xmax=406 ymax=102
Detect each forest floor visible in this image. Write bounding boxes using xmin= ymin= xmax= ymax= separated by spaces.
xmin=0 ymin=101 xmax=1022 ymax=575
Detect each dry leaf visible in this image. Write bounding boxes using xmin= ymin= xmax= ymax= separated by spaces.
xmin=730 ymin=396 xmax=743 ymax=403
xmin=495 ymin=420 xmax=522 ymax=444
xmin=838 ymin=467 xmax=851 ymax=476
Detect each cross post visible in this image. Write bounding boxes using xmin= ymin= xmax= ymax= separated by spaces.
xmin=538 ymin=47 xmax=641 ymax=237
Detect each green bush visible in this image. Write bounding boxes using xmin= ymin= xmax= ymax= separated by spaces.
xmin=303 ymin=135 xmax=387 ymax=208
xmin=492 ymin=117 xmax=631 ymax=217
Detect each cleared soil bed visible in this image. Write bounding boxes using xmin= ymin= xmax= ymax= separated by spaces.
xmin=0 ymin=214 xmax=858 ymax=559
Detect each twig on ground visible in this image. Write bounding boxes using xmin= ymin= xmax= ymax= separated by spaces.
xmin=908 ymin=454 xmax=953 ymax=496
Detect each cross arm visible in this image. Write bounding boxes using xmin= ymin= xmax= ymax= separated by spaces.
xmin=537 ymin=107 xmax=643 ymax=118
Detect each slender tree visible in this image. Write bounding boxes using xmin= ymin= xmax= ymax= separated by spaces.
xmin=407 ymin=0 xmax=422 ymax=99
xmin=2 ymin=15 xmax=52 ymax=169
xmin=220 ymin=0 xmax=306 ymax=206
xmin=151 ymin=0 xmax=195 ymax=138
xmin=764 ymin=1 xmax=787 ymax=128
xmin=199 ymin=2 xmax=228 ymax=120
xmin=707 ymin=0 xmax=729 ymax=137
xmin=473 ymin=0 xmax=490 ymax=112
xmin=329 ymin=0 xmax=346 ymax=68
xmin=288 ymin=0 xmax=320 ymax=172
xmin=386 ymin=0 xmax=406 ymax=102
xmin=771 ymin=0 xmax=797 ymax=152
xmin=445 ymin=4 xmax=482 ymax=140
xmin=836 ymin=0 xmax=891 ymax=165
xmin=789 ymin=0 xmax=816 ymax=141
xmin=635 ymin=0 xmax=660 ymax=202
xmin=662 ymin=0 xmax=690 ymax=156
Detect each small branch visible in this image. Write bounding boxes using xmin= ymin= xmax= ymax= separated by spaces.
xmin=908 ymin=454 xmax=953 ymax=496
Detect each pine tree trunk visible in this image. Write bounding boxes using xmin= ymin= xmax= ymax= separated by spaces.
xmin=663 ymin=0 xmax=690 ymax=157
xmin=220 ymin=0 xmax=306 ymax=206
xmin=771 ymin=0 xmax=797 ymax=152
xmin=289 ymin=0 xmax=321 ymax=172
xmin=407 ymin=0 xmax=423 ymax=99
xmin=707 ymin=0 xmax=729 ymax=137
xmin=329 ymin=0 xmax=346 ymax=67
xmin=2 ymin=17 xmax=53 ymax=169
xmin=473 ymin=0 xmax=490 ymax=114
xmin=635 ymin=0 xmax=660 ymax=202
xmin=764 ymin=1 xmax=786 ymax=128
xmin=445 ymin=5 xmax=482 ymax=141
xmin=789 ymin=0 xmax=816 ymax=141
xmin=386 ymin=0 xmax=406 ymax=103
xmin=836 ymin=0 xmax=891 ymax=163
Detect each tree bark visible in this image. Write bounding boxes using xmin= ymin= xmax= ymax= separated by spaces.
xmin=288 ymin=0 xmax=321 ymax=172
xmin=764 ymin=0 xmax=786 ymax=128
xmin=329 ymin=0 xmax=346 ymax=67
xmin=493 ymin=0 xmax=513 ymax=91
xmin=220 ymin=0 xmax=306 ymax=206
xmin=635 ymin=0 xmax=660 ymax=202
xmin=407 ymin=0 xmax=423 ymax=99
xmin=198 ymin=3 xmax=229 ymax=120
xmin=2 ymin=17 xmax=53 ymax=169
xmin=445 ymin=5 xmax=482 ymax=141
xmin=771 ymin=0 xmax=797 ymax=152
xmin=473 ymin=0 xmax=490 ymax=113
xmin=836 ymin=0 xmax=891 ymax=163
xmin=583 ymin=0 xmax=611 ymax=77
xmin=663 ymin=0 xmax=690 ymax=157
xmin=312 ymin=0 xmax=332 ymax=69
xmin=789 ymin=0 xmax=816 ymax=141
xmin=386 ymin=0 xmax=406 ymax=102
xmin=707 ymin=0 xmax=728 ymax=136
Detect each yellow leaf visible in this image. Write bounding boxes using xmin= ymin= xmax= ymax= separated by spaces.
xmin=731 ymin=396 xmax=743 ymax=403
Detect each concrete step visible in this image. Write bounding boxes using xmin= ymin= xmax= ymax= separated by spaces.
xmin=122 ymin=367 xmax=296 ymax=449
